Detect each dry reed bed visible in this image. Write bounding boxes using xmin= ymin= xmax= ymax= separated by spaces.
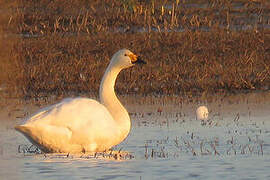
xmin=9 ymin=31 xmax=270 ymax=98
xmin=15 ymin=0 xmax=270 ymax=35
xmin=1 ymin=0 xmax=270 ymax=98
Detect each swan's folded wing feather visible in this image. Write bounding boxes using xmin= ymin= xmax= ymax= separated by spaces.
xmin=15 ymin=123 xmax=79 ymax=153
xmin=24 ymin=98 xmax=74 ymax=124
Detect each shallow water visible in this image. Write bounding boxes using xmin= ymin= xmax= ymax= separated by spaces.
xmin=1 ymin=93 xmax=270 ymax=179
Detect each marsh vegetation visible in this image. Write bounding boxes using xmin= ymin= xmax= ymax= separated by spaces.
xmin=0 ymin=0 xmax=270 ymax=99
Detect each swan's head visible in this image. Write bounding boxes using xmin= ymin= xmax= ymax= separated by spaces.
xmin=110 ymin=49 xmax=146 ymax=69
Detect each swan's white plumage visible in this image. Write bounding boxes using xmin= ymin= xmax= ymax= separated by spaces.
xmin=196 ymin=106 xmax=209 ymax=121
xmin=15 ymin=49 xmax=145 ymax=153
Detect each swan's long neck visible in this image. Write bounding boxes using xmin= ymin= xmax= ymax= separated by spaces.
xmin=99 ymin=63 xmax=130 ymax=138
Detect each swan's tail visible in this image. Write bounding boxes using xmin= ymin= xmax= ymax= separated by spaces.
xmin=15 ymin=124 xmax=28 ymax=134
xmin=15 ymin=124 xmax=35 ymax=143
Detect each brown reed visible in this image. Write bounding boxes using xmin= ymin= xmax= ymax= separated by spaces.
xmin=1 ymin=0 xmax=270 ymax=98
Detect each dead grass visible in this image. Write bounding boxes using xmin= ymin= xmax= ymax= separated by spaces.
xmin=0 ymin=1 xmax=20 ymax=97
xmin=1 ymin=0 xmax=270 ymax=98
xmin=14 ymin=0 xmax=270 ymax=35
xmin=12 ymin=31 xmax=270 ymax=98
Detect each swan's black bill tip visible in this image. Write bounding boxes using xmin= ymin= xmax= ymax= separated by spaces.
xmin=134 ymin=56 xmax=146 ymax=64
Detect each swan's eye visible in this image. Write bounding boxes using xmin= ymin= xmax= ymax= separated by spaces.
xmin=124 ymin=54 xmax=128 ymax=56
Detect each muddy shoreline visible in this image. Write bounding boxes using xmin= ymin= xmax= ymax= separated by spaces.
xmin=1 ymin=91 xmax=270 ymax=123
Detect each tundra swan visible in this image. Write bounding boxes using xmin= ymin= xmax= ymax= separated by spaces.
xmin=196 ymin=106 xmax=209 ymax=121
xmin=15 ymin=49 xmax=146 ymax=153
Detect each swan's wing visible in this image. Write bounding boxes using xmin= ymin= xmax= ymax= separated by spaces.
xmin=15 ymin=122 xmax=73 ymax=153
xmin=20 ymin=97 xmax=114 ymax=128
xmin=22 ymin=98 xmax=74 ymax=124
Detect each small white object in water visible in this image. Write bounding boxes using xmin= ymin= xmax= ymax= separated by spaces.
xmin=196 ymin=106 xmax=209 ymax=121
